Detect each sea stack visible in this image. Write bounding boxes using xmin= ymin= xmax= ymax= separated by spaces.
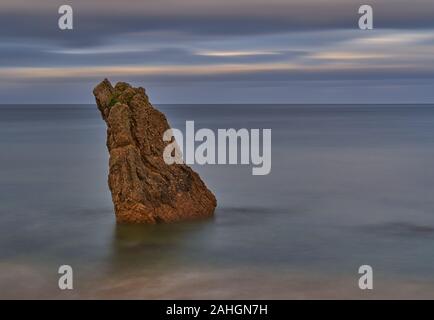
xmin=93 ymin=79 xmax=217 ymax=223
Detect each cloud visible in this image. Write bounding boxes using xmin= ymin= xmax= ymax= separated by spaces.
xmin=1 ymin=0 xmax=434 ymax=46
xmin=195 ymin=50 xmax=280 ymax=57
xmin=1 ymin=0 xmax=434 ymax=102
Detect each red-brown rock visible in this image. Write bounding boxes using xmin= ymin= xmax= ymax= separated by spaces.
xmin=93 ymin=79 xmax=216 ymax=223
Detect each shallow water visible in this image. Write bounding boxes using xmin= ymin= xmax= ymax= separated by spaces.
xmin=1 ymin=104 xmax=434 ymax=299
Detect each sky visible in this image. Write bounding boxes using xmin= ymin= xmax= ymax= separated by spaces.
xmin=1 ymin=0 xmax=434 ymax=104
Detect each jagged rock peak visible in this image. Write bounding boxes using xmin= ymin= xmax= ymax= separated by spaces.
xmin=93 ymin=79 xmax=217 ymax=223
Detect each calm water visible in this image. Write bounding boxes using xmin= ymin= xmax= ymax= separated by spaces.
xmin=1 ymin=104 xmax=434 ymax=299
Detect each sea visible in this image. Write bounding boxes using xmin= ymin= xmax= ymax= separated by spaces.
xmin=1 ymin=104 xmax=434 ymax=299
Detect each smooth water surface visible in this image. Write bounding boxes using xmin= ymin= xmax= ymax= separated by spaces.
xmin=1 ymin=104 xmax=434 ymax=298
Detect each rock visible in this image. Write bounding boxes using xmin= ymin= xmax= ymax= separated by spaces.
xmin=93 ymin=79 xmax=217 ymax=223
